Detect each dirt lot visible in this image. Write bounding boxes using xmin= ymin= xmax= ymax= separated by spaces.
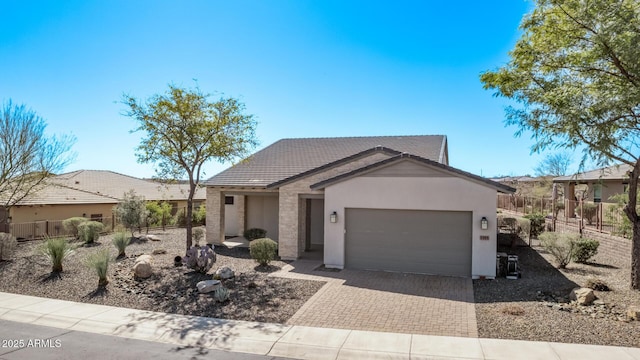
xmin=474 ymin=235 xmax=640 ymax=348
xmin=0 ymin=228 xmax=325 ymax=324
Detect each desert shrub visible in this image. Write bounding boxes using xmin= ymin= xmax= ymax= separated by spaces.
xmin=539 ymin=232 xmax=577 ymax=269
xmin=77 ymin=221 xmax=104 ymax=244
xmin=193 ymin=205 xmax=206 ymax=226
xmin=524 ymin=213 xmax=545 ymax=238
xmin=516 ymin=218 xmax=531 ymax=240
xmin=0 ymin=232 xmax=17 ymax=261
xmin=585 ymin=278 xmax=610 ymax=291
xmin=62 ymin=217 xmax=88 ymax=239
xmin=244 ymin=228 xmax=267 ymax=241
xmin=214 ymin=286 xmax=230 ymax=303
xmin=572 ymin=238 xmax=599 ymax=263
xmin=606 ymin=194 xmax=635 ymax=238
xmin=144 ymin=201 xmax=163 ymax=233
xmin=501 ymin=305 xmax=525 ymax=316
xmin=577 ymin=203 xmax=597 ymax=225
xmin=39 ymin=237 xmax=75 ymax=272
xmin=112 ymin=232 xmax=130 ymax=258
xmin=86 ymin=248 xmax=111 ymax=287
xmin=250 ymin=238 xmax=278 ymax=266
xmin=192 ymin=227 xmax=204 ymax=246
xmin=184 ymin=246 xmax=216 ymax=273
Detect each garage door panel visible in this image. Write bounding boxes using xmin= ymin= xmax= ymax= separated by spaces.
xmin=345 ymin=208 xmax=471 ymax=276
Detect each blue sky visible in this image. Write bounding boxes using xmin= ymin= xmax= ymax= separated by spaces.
xmin=1 ymin=0 xmax=571 ymax=180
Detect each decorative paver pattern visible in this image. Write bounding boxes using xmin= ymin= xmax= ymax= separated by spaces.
xmin=272 ymin=260 xmax=478 ymax=337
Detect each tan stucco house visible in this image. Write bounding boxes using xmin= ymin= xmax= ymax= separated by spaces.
xmin=205 ymin=135 xmax=515 ymax=278
xmin=554 ymin=164 xmax=631 ymax=203
xmin=6 ymin=170 xmax=205 ymax=238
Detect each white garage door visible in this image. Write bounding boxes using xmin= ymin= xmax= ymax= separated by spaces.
xmin=345 ymin=208 xmax=472 ymax=277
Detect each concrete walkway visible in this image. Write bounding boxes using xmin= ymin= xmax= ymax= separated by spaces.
xmin=272 ymin=260 xmax=477 ymax=337
xmin=1 ymin=292 xmax=639 ymax=360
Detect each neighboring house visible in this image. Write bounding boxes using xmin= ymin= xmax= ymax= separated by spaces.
xmin=205 ymin=135 xmax=515 ymax=279
xmin=8 ymin=170 xmax=205 ymax=237
xmin=553 ymin=164 xmax=631 ymax=203
xmin=553 ymin=164 xmax=631 ymax=218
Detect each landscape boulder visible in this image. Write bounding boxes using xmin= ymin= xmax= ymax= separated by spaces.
xmin=628 ymin=306 xmax=640 ymax=321
xmin=152 ymin=248 xmax=167 ymax=255
xmin=139 ymin=234 xmax=161 ymax=241
xmin=133 ymin=255 xmax=153 ymax=279
xmin=215 ymin=266 xmax=235 ymax=280
xmin=570 ymin=287 xmax=596 ymax=306
xmin=196 ymin=280 xmax=221 ymax=294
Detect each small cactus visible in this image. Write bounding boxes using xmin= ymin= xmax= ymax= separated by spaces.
xmin=214 ymin=286 xmax=230 ymax=303
xmin=184 ymin=246 xmax=216 ymax=273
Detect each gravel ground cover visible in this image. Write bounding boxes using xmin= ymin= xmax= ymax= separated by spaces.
xmin=0 ymin=228 xmax=325 ymax=324
xmin=474 ymin=235 xmax=640 ymax=348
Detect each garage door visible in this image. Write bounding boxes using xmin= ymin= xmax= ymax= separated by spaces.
xmin=345 ymin=208 xmax=472 ymax=277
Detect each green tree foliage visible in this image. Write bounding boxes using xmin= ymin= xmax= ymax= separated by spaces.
xmin=144 ymin=201 xmax=162 ymax=233
xmin=113 ymin=190 xmax=147 ymax=237
xmin=0 ymin=101 xmax=75 ymax=223
xmin=122 ymin=84 xmax=258 ymax=251
xmin=481 ymin=0 xmax=640 ymax=289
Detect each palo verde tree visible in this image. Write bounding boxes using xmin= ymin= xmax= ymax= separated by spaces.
xmin=122 ymin=84 xmax=257 ymax=251
xmin=480 ymin=0 xmax=640 ymax=289
xmin=0 ymin=100 xmax=75 ymax=224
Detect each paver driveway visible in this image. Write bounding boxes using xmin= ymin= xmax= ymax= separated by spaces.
xmin=272 ymin=259 xmax=477 ymax=337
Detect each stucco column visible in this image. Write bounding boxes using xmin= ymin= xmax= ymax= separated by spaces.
xmin=206 ymin=187 xmax=225 ymax=245
xmin=298 ymin=198 xmax=307 ymax=254
xmin=278 ymin=191 xmax=299 ymax=260
xmin=236 ymin=195 xmax=246 ymax=237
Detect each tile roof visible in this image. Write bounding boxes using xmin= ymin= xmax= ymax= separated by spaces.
xmin=206 ymin=135 xmax=447 ymax=187
xmin=553 ymin=164 xmax=631 ymax=182
xmin=310 ymin=153 xmax=516 ymax=193
xmin=16 ymin=170 xmax=205 ymax=205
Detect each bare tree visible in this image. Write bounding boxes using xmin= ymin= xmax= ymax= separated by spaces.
xmin=0 ymin=100 xmax=75 ymax=224
xmin=534 ymin=153 xmax=573 ymax=177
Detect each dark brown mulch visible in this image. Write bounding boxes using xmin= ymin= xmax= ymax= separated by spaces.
xmin=0 ymin=228 xmax=325 ymax=324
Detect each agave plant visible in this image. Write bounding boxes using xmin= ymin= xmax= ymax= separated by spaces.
xmin=40 ymin=237 xmax=75 ymax=272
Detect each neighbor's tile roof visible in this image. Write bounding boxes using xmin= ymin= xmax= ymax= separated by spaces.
xmin=17 ymin=184 xmax=119 ymax=205
xmin=553 ymin=164 xmax=631 ymax=182
xmin=16 ymin=170 xmax=205 ymax=206
xmin=206 ymin=135 xmax=447 ymax=187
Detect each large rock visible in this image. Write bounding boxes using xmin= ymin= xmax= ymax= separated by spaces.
xmin=628 ymin=306 xmax=640 ymax=321
xmin=197 ymin=280 xmax=221 ymax=294
xmin=139 ymin=234 xmax=161 ymax=241
xmin=215 ymin=266 xmax=235 ymax=280
xmin=570 ymin=287 xmax=596 ymax=306
xmin=133 ymin=255 xmax=153 ymax=279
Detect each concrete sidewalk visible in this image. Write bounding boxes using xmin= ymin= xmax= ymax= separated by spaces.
xmin=0 ymin=292 xmax=638 ymax=360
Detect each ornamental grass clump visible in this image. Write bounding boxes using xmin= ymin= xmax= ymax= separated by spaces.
xmin=539 ymin=232 xmax=577 ymax=269
xmin=86 ymin=248 xmax=111 ymax=287
xmin=39 ymin=237 xmax=74 ymax=272
xmin=112 ymin=232 xmax=130 ymax=258
xmin=250 ymin=238 xmax=278 ymax=266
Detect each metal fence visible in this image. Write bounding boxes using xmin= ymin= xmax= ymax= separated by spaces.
xmin=10 ymin=217 xmax=115 ymax=241
xmin=497 ymin=194 xmax=631 ymax=238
